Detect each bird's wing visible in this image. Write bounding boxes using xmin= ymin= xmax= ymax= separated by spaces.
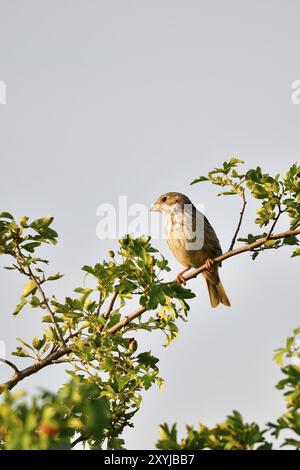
xmin=181 ymin=204 xmax=205 ymax=251
xmin=203 ymin=215 xmax=223 ymax=260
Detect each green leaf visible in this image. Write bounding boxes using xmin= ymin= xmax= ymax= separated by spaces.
xmin=19 ymin=216 xmax=29 ymax=227
xmin=16 ymin=337 xmax=35 ymax=352
xmin=137 ymin=351 xmax=159 ymax=370
xmin=168 ymin=283 xmax=196 ymax=300
xmin=22 ymin=242 xmax=41 ymax=253
xmin=217 ymin=191 xmax=237 ymax=196
xmin=246 ymin=168 xmax=262 ymax=183
xmin=30 ymin=215 xmax=54 ymax=229
xmin=190 ymin=176 xmax=209 ymax=185
xmin=30 ymin=295 xmax=41 ymax=307
xmin=251 ymin=184 xmax=269 ymax=199
xmin=47 ymin=273 xmax=64 ymax=281
xmin=273 ymin=350 xmax=284 ymax=366
xmin=0 ymin=212 xmax=14 ymax=220
xmin=106 ymin=310 xmax=121 ymax=329
xmin=142 ymin=374 xmax=156 ymax=390
xmin=107 ymin=438 xmax=126 ymax=450
xmin=291 ymin=248 xmax=300 ymax=258
xmin=282 ymin=236 xmax=299 ymax=246
xmin=228 ymin=157 xmax=244 ymax=166
xmin=32 ymin=336 xmax=40 ymax=350
xmin=116 ymin=375 xmax=131 ymax=391
xmin=32 ymin=335 xmax=46 ymax=351
xmin=147 ymin=284 xmax=166 ymax=309
xmin=118 ymin=279 xmax=138 ymax=295
xmin=12 ymin=347 xmax=32 ymax=358
xmin=22 ymin=280 xmax=37 ymax=298
xmin=13 ymin=299 xmax=27 ymax=315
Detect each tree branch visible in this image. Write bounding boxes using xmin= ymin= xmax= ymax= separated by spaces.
xmin=15 ymin=245 xmax=66 ymax=347
xmin=27 ymin=265 xmax=66 ymax=347
xmin=0 ymin=347 xmax=72 ymax=394
xmin=107 ymin=306 xmax=147 ymax=334
xmin=103 ymin=290 xmax=119 ymax=320
xmin=103 ymin=290 xmax=119 ymax=321
xmin=70 ymin=433 xmax=89 ymax=449
xmin=1 ymin=227 xmax=299 ymax=393
xmin=228 ymin=188 xmax=247 ymax=251
xmin=108 ymin=227 xmax=300 ymax=334
xmin=99 ymin=290 xmax=119 ymax=331
xmin=266 ymin=205 xmax=284 ymax=240
xmin=95 ymin=288 xmax=103 ymax=318
xmin=0 ymin=358 xmax=20 ymax=375
xmin=184 ymin=228 xmax=300 ymax=281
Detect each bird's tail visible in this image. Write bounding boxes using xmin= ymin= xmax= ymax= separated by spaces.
xmin=203 ymin=274 xmax=231 ymax=308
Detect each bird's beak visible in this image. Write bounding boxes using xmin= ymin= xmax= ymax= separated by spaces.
xmin=150 ymin=203 xmax=160 ymax=212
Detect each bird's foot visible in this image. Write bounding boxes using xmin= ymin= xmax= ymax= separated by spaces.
xmin=175 ymin=273 xmax=186 ymax=285
xmin=205 ymin=258 xmax=214 ymax=272
xmin=174 ymin=267 xmax=191 ymax=285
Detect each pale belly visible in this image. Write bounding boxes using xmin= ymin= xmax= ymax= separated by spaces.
xmin=167 ymin=237 xmax=207 ymax=268
xmin=164 ymin=206 xmax=207 ymax=268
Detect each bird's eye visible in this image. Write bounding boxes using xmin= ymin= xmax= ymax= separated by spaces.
xmin=161 ymin=196 xmax=167 ymax=202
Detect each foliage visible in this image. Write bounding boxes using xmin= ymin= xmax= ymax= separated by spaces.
xmin=157 ymin=411 xmax=271 ymax=450
xmin=0 ymin=159 xmax=299 ymax=449
xmin=269 ymin=327 xmax=300 ymax=448
xmin=157 ymin=327 xmax=300 ymax=449
xmin=191 ymin=158 xmax=300 ymax=258
xmin=0 ymin=377 xmax=110 ymax=450
xmin=0 ymin=215 xmax=193 ymax=449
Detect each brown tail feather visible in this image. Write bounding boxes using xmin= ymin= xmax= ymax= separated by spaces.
xmin=216 ymin=279 xmax=231 ymax=307
xmin=204 ymin=277 xmax=231 ymax=308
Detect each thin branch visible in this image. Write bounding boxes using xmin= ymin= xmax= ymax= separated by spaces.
xmin=107 ymin=306 xmax=147 ymax=334
xmin=70 ymin=433 xmax=89 ymax=449
xmin=185 ymin=228 xmax=300 ymax=281
xmin=1 ymin=227 xmax=299 ymax=392
xmin=0 ymin=358 xmax=20 ymax=375
xmin=266 ymin=206 xmax=284 ymax=240
xmin=0 ymin=347 xmax=71 ymax=393
xmin=108 ymin=228 xmax=300 ymax=334
xmin=27 ymin=265 xmax=66 ymax=347
xmin=228 ymin=188 xmax=247 ymax=251
xmin=95 ymin=288 xmax=103 ymax=318
xmin=0 ymin=327 xmax=85 ymax=393
xmin=51 ymin=359 xmax=75 ymax=364
xmin=15 ymin=245 xmax=66 ymax=347
xmin=103 ymin=290 xmax=119 ymax=321
xmin=99 ymin=290 xmax=119 ymax=332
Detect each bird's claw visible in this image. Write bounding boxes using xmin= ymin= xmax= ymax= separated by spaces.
xmin=205 ymin=258 xmax=214 ymax=272
xmin=175 ymin=274 xmax=186 ymax=285
xmin=175 ymin=267 xmax=191 ymax=285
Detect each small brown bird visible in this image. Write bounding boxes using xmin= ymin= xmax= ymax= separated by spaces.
xmin=151 ymin=192 xmax=230 ymax=308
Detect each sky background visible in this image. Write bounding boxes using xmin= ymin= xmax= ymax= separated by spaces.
xmin=0 ymin=0 xmax=299 ymax=449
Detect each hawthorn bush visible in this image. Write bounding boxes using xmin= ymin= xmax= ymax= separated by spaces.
xmin=0 ymin=159 xmax=299 ymax=449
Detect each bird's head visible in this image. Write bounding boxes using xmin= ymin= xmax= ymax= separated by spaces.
xmin=150 ymin=192 xmax=192 ymax=213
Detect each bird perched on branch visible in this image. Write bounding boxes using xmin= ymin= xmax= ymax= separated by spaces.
xmin=151 ymin=192 xmax=230 ymax=308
